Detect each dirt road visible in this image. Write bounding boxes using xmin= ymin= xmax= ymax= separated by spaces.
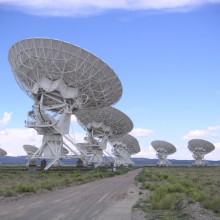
xmin=0 ymin=169 xmax=140 ymax=220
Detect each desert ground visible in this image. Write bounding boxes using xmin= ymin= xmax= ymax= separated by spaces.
xmin=1 ymin=166 xmax=220 ymax=220
xmin=0 ymin=168 xmax=140 ymax=220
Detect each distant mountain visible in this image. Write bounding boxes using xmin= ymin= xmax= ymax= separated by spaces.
xmin=0 ymin=156 xmax=220 ymax=165
xmin=0 ymin=156 xmax=78 ymax=165
xmin=131 ymin=157 xmax=220 ymax=165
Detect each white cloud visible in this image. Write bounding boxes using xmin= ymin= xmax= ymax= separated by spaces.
xmin=130 ymin=128 xmax=154 ymax=137
xmin=0 ymin=112 xmax=12 ymax=129
xmin=0 ymin=128 xmax=42 ymax=156
xmin=183 ymin=127 xmax=220 ymax=140
xmin=0 ymin=127 xmax=87 ymax=156
xmin=0 ymin=0 xmax=220 ymax=16
xmin=214 ymin=142 xmax=220 ymax=150
xmin=169 ymin=144 xmax=193 ymax=160
xmin=207 ymin=126 xmax=220 ymax=131
xmin=71 ymin=115 xmax=78 ymax=124
xmin=133 ymin=145 xmax=156 ymax=158
xmin=1 ymin=126 xmax=219 ymax=160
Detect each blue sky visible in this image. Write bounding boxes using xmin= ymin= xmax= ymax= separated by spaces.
xmin=1 ymin=0 xmax=220 ymax=160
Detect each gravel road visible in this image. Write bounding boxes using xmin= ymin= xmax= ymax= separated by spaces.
xmin=0 ymin=169 xmax=141 ymax=220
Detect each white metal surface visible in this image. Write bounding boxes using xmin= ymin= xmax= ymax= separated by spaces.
xmin=188 ymin=139 xmax=215 ymax=166
xmin=9 ymin=38 xmax=123 ymax=170
xmin=151 ymin=140 xmax=176 ymax=166
xmin=74 ymin=107 xmax=133 ymax=167
xmin=9 ymin=38 xmax=122 ymax=110
xmin=109 ymin=134 xmax=140 ymax=166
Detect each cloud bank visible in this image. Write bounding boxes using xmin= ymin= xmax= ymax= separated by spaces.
xmin=183 ymin=125 xmax=220 ymax=140
xmin=0 ymin=112 xmax=12 ymax=129
xmin=130 ymin=128 xmax=154 ymax=137
xmin=0 ymin=0 xmax=220 ymax=17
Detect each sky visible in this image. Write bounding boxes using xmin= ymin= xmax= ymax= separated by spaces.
xmin=1 ymin=0 xmax=220 ymax=160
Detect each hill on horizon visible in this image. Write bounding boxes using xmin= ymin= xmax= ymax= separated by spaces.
xmin=0 ymin=156 xmax=220 ymax=165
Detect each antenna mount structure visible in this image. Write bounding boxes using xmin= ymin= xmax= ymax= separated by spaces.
xmin=9 ymin=38 xmax=123 ymax=170
xmin=75 ymin=107 xmax=133 ymax=167
xmin=109 ymin=134 xmax=140 ymax=167
xmin=188 ymin=139 xmax=215 ymax=166
xmin=151 ymin=140 xmax=176 ymax=166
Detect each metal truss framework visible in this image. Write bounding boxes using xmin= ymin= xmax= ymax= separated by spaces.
xmin=188 ymin=139 xmax=215 ymax=166
xmin=9 ymin=38 xmax=123 ymax=170
xmin=74 ymin=107 xmax=134 ymax=167
xmin=23 ymin=145 xmax=38 ymax=165
xmin=110 ymin=134 xmax=140 ymax=167
xmin=151 ymin=140 xmax=176 ymax=166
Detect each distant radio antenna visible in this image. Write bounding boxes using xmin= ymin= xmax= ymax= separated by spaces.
xmin=109 ymin=134 xmax=140 ymax=167
xmin=188 ymin=139 xmax=215 ymax=166
xmin=74 ymin=106 xmax=134 ymax=167
xmin=151 ymin=140 xmax=176 ymax=166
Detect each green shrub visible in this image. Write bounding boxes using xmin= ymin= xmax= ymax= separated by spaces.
xmin=141 ymin=183 xmax=150 ymax=190
xmin=203 ymin=197 xmax=220 ymax=213
xmin=149 ymin=184 xmax=160 ymax=191
xmin=193 ymin=191 xmax=208 ymax=202
xmin=152 ymin=194 xmax=179 ymax=210
xmin=16 ymin=184 xmax=36 ymax=193
xmin=5 ymin=190 xmax=15 ymax=197
xmin=75 ymin=176 xmax=85 ymax=181
xmin=167 ymin=183 xmax=185 ymax=193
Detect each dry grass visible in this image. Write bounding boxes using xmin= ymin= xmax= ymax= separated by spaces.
xmin=0 ymin=167 xmax=131 ymax=197
xmin=134 ymin=166 xmax=220 ymax=219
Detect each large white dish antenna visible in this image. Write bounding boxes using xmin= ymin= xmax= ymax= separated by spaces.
xmin=23 ymin=145 xmax=38 ymax=155
xmin=0 ymin=148 xmax=7 ymax=157
xmin=188 ymin=139 xmax=215 ymax=166
xmin=188 ymin=139 xmax=215 ymax=153
xmin=110 ymin=134 xmax=140 ymax=154
xmin=74 ymin=107 xmax=133 ymax=137
xmin=151 ymin=140 xmax=176 ymax=155
xmin=9 ymin=38 xmax=122 ymax=111
xmin=151 ymin=140 xmax=176 ymax=166
xmin=109 ymin=134 xmax=140 ymax=167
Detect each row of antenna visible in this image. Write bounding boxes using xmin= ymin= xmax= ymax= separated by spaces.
xmin=8 ymin=38 xmax=141 ymax=170
xmin=152 ymin=139 xmax=215 ymax=166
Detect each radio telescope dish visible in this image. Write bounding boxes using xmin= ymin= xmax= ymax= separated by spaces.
xmin=151 ymin=140 xmax=176 ymax=166
xmin=188 ymin=139 xmax=215 ymax=166
xmin=23 ymin=145 xmax=38 ymax=155
xmin=9 ymin=38 xmax=123 ymax=170
xmin=110 ymin=134 xmax=140 ymax=154
xmin=109 ymin=134 xmax=140 ymax=166
xmin=23 ymin=145 xmax=38 ymax=166
xmin=74 ymin=107 xmax=133 ymax=137
xmin=9 ymin=38 xmax=122 ymax=111
xmin=0 ymin=148 xmax=7 ymax=157
xmin=75 ymin=107 xmax=133 ymax=167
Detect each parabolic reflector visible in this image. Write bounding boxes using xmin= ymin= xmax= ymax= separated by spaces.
xmin=151 ymin=140 xmax=176 ymax=155
xmin=74 ymin=107 xmax=133 ymax=137
xmin=188 ymin=139 xmax=215 ymax=154
xmin=110 ymin=134 xmax=140 ymax=154
xmin=23 ymin=145 xmax=38 ymax=154
xmin=9 ymin=38 xmax=122 ymax=110
xmin=0 ymin=148 xmax=7 ymax=157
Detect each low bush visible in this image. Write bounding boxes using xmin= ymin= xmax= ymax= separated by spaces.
xmin=203 ymin=196 xmax=220 ymax=213
xmin=134 ymin=167 xmax=220 ymax=217
xmin=15 ymin=184 xmax=36 ymax=193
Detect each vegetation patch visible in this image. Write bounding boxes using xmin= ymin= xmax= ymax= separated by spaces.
xmin=0 ymin=167 xmax=134 ymax=198
xmin=134 ymin=166 xmax=220 ymax=219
